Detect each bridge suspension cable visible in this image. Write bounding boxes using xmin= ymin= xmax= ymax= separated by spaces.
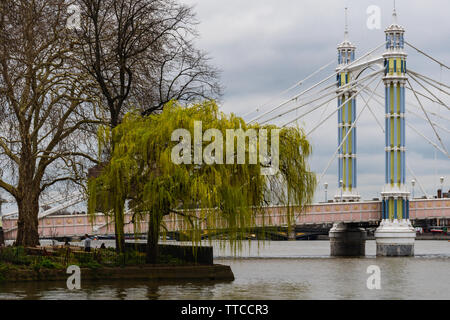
xmin=360 ymin=85 xmax=450 ymax=123
xmin=408 ymin=69 xmax=450 ymax=91
xmin=315 ymin=79 xmax=382 ymax=186
xmin=241 ymin=59 xmax=335 ymax=119
xmin=356 ymin=91 xmax=433 ymax=198
xmin=408 ymin=73 xmax=450 ymax=111
xmin=406 ymin=162 xmax=430 ymax=199
xmin=302 ymin=72 xmax=382 ymax=134
xmin=359 ymin=91 xmax=385 ymax=133
xmin=257 ymin=85 xmax=339 ymax=124
xmin=406 ymin=78 xmax=449 ymax=156
xmin=365 ymin=89 xmax=450 ymax=159
xmin=249 ymin=41 xmax=387 ymax=124
xmin=407 ymin=123 xmax=449 ymax=159
xmin=405 ymin=41 xmax=450 ymax=70
xmin=270 ymin=69 xmax=382 ymax=126
xmin=364 ymin=89 xmax=450 ymax=134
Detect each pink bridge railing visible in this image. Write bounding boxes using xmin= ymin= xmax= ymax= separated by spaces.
xmin=3 ymin=199 xmax=449 ymax=240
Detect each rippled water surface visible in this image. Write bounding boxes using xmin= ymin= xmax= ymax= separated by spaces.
xmin=0 ymin=240 xmax=449 ymax=300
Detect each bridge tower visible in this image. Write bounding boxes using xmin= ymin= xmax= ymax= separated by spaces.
xmin=329 ymin=9 xmax=366 ymax=256
xmin=375 ymin=6 xmax=416 ymax=256
xmin=335 ymin=7 xmax=360 ymax=203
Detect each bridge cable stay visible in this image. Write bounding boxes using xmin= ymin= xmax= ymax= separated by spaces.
xmin=408 ymin=69 xmax=450 ymax=91
xmin=265 ymin=69 xmax=382 ymax=126
xmin=37 ymin=194 xmax=85 ymax=219
xmin=408 ymin=73 xmax=450 ymax=111
xmin=270 ymin=71 xmax=380 ymax=128
xmin=294 ymin=79 xmax=382 ymax=220
xmin=301 ymin=73 xmax=381 ymax=134
xmin=359 ymin=85 xmax=450 ymax=134
xmin=1 ymin=192 xmax=83 ymax=219
xmin=248 ymin=41 xmax=387 ymax=124
xmin=406 ymin=162 xmax=430 ymax=199
xmin=405 ymin=41 xmax=450 ymax=70
xmin=365 ymin=64 xmax=449 ymax=110
xmin=365 ymin=90 xmax=450 ymax=159
xmin=256 ymin=84 xmax=342 ymax=124
xmin=403 ymin=105 xmax=450 ymax=134
xmin=406 ymin=78 xmax=449 ymax=156
xmin=313 ymin=101 xmax=332 ymax=131
xmin=241 ymin=59 xmax=335 ymax=119
xmin=4 ymin=194 xmax=85 ymax=233
xmin=407 ymin=123 xmax=449 ymax=159
xmin=358 ymin=91 xmax=385 ymax=133
xmin=404 ymin=85 xmax=448 ymax=109
xmin=360 ymin=85 xmax=450 ymax=123
xmin=357 ymin=92 xmax=432 ymax=198
xmin=369 ymin=90 xmax=450 ymax=134
xmin=314 ymin=79 xmax=382 ymax=190
xmin=250 ymin=52 xmax=385 ymax=124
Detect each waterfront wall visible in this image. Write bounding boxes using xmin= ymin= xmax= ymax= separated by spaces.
xmin=0 ymin=264 xmax=234 ymax=283
xmin=124 ymin=243 xmax=214 ymax=265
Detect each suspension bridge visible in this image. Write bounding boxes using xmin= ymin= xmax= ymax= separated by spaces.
xmin=1 ymin=5 xmax=449 ymax=256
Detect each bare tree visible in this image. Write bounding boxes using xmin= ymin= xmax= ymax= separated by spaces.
xmin=0 ymin=0 xmax=99 ymax=246
xmin=75 ymin=0 xmax=222 ymax=252
xmin=138 ymin=35 xmax=222 ymax=116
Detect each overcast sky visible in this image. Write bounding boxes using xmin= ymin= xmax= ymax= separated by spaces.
xmin=2 ymin=1 xmax=448 ymax=215
xmin=181 ymin=0 xmax=450 ymax=202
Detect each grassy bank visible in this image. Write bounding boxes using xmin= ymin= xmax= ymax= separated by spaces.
xmin=0 ymin=246 xmax=234 ymax=283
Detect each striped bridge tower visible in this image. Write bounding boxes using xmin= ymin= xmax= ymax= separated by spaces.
xmin=335 ymin=8 xmax=360 ymax=202
xmin=375 ymin=6 xmax=416 ymax=256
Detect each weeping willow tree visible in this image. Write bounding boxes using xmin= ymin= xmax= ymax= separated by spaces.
xmin=88 ymin=101 xmax=316 ymax=262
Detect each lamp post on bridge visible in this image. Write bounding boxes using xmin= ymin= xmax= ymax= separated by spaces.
xmin=411 ymin=179 xmax=415 ymax=199
xmin=324 ymin=182 xmax=328 ymax=203
xmin=439 ymin=177 xmax=444 ymax=198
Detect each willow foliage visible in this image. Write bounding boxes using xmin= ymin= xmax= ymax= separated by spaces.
xmin=88 ymin=101 xmax=316 ymax=254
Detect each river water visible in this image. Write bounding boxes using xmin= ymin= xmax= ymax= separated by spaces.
xmin=0 ymin=240 xmax=448 ymax=300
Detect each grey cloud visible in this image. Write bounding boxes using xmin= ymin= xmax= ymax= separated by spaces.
xmin=181 ymin=0 xmax=450 ymax=201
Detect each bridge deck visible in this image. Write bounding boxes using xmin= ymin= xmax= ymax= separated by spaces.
xmin=2 ymin=199 xmax=449 ymax=240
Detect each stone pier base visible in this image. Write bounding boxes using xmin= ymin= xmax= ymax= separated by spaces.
xmin=329 ymin=222 xmax=367 ymax=256
xmin=375 ymin=220 xmax=415 ymax=257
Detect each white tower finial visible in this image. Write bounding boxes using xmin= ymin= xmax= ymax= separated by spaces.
xmin=392 ymin=0 xmax=398 ymax=24
xmin=344 ymin=7 xmax=349 ymax=41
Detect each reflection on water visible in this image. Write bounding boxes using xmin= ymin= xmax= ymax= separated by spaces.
xmin=0 ymin=240 xmax=448 ymax=300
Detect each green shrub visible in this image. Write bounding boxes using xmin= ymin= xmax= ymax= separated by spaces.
xmin=30 ymin=257 xmax=64 ymax=271
xmin=79 ymin=260 xmax=102 ymax=269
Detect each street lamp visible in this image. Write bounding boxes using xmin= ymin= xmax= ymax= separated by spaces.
xmin=324 ymin=182 xmax=328 ymax=203
xmin=411 ymin=179 xmax=415 ymax=199
xmin=440 ymin=177 xmax=444 ymax=198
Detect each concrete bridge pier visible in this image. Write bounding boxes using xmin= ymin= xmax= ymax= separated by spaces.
xmin=374 ymin=219 xmax=415 ymax=256
xmin=329 ymin=222 xmax=366 ymax=256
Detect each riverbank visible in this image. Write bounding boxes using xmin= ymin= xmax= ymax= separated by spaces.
xmin=0 ymin=244 xmax=234 ymax=283
xmin=0 ymin=264 xmax=234 ymax=283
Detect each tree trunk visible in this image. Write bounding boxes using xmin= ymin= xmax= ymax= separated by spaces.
xmin=146 ymin=212 xmax=162 ymax=264
xmin=115 ymin=209 xmax=126 ymax=253
xmin=15 ymin=191 xmax=40 ymax=247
